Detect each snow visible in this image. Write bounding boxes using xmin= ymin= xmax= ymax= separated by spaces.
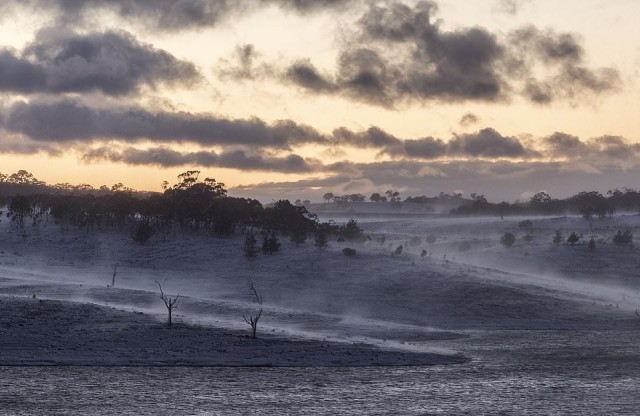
xmin=0 ymin=212 xmax=639 ymax=366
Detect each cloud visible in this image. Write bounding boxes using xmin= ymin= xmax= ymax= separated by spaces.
xmin=448 ymin=128 xmax=539 ymax=159
xmin=0 ymin=50 xmax=47 ymax=93
xmin=81 ymin=146 xmax=321 ymax=172
xmin=217 ymin=44 xmax=275 ymax=82
xmin=459 ymin=113 xmax=480 ymax=127
xmin=2 ymin=98 xmax=325 ymax=148
xmin=7 ymin=0 xmax=356 ymax=32
xmin=282 ymin=1 xmax=619 ymax=106
xmin=3 ymin=97 xmax=638 ymax=175
xmin=332 ymin=126 xmax=537 ymax=160
xmin=285 ymin=60 xmax=336 ymax=93
xmin=493 ymin=0 xmax=531 ymax=15
xmin=0 ymin=29 xmax=201 ymax=96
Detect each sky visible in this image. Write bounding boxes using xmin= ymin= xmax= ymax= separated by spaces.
xmin=0 ymin=0 xmax=639 ymax=202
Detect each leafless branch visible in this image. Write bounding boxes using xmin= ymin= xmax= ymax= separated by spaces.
xmin=243 ymin=280 xmax=263 ymax=338
xmin=156 ymin=280 xmax=180 ymax=326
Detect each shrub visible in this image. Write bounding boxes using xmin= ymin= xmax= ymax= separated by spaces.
xmin=426 ymin=235 xmax=437 ymax=244
xmin=553 ymin=230 xmax=564 ymax=244
xmin=518 ymin=220 xmax=532 ymax=230
xmin=342 ymin=248 xmax=357 ymax=257
xmin=612 ymin=230 xmax=633 ymax=245
xmin=523 ymin=234 xmax=534 ymax=242
xmin=567 ymin=232 xmax=579 ymax=245
xmin=394 ymin=245 xmax=404 ymax=256
xmin=500 ymin=232 xmax=516 ymax=248
xmin=132 ymin=219 xmax=155 ymax=243
xmin=588 ymin=237 xmax=596 ymax=250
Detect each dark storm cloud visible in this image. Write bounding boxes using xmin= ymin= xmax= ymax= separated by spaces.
xmin=2 ymin=98 xmax=325 ymax=148
xmin=0 ymin=29 xmax=200 ymax=96
xmin=82 ymin=146 xmax=320 ymax=172
xmin=283 ymin=1 xmax=619 ymax=106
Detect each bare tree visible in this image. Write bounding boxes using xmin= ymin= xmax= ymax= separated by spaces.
xmin=110 ymin=264 xmax=118 ymax=288
xmin=156 ymin=280 xmax=180 ymax=327
xmin=242 ymin=280 xmax=263 ymax=339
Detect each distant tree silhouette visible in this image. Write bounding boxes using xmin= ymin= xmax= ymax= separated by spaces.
xmin=8 ymin=195 xmax=32 ymax=229
xmin=314 ymin=226 xmax=329 ymax=248
xmin=131 ymin=219 xmax=155 ymax=243
xmin=244 ymin=232 xmax=259 ymax=258
xmin=262 ymin=232 xmax=280 ymax=254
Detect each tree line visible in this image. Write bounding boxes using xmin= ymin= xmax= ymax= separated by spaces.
xmin=319 ymin=188 xmax=640 ymax=217
xmin=1 ymin=170 xmax=362 ymax=243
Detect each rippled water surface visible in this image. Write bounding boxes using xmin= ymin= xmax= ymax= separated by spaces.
xmin=2 ymin=330 xmax=639 ymax=415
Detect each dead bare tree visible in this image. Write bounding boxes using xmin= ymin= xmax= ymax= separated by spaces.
xmin=156 ymin=280 xmax=180 ymax=327
xmin=110 ymin=264 xmax=118 ymax=288
xmin=242 ymin=280 xmax=263 ymax=339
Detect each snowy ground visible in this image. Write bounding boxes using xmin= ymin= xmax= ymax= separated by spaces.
xmin=0 ymin=212 xmax=639 ymax=366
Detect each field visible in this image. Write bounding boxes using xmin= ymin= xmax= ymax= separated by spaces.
xmin=0 ymin=211 xmax=639 ymax=366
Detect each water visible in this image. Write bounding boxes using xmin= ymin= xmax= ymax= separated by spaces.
xmin=1 ymin=330 xmax=639 ymax=415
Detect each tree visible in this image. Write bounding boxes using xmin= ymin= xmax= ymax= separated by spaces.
xmin=262 ymin=232 xmax=280 ymax=254
xmin=612 ymin=230 xmax=633 ymax=245
xmin=370 ymin=193 xmax=382 ymax=203
xmin=244 ymin=232 xmax=259 ymax=258
xmin=110 ymin=264 xmax=118 ymax=287
xmin=567 ymin=232 xmax=580 ymax=245
xmin=500 ymin=233 xmax=516 ymax=248
xmin=242 ymin=280 xmax=263 ymax=339
xmin=290 ymin=227 xmax=307 ymax=246
xmin=131 ymin=219 xmax=155 ymax=243
xmin=314 ymin=228 xmax=328 ymax=248
xmin=156 ymin=281 xmax=179 ymax=327
xmin=339 ymin=219 xmax=363 ymax=241
xmin=323 ymin=192 xmax=334 ymax=203
xmin=8 ymin=195 xmax=32 ymax=229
